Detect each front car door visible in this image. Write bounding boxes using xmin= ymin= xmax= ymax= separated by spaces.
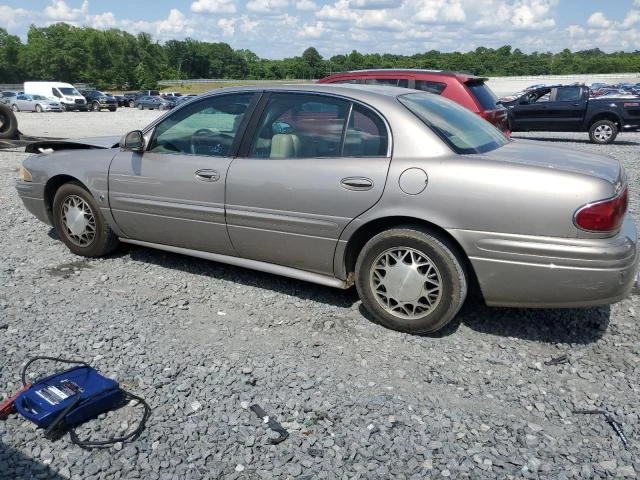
xmin=508 ymin=87 xmax=552 ymax=131
xmin=225 ymin=92 xmax=392 ymax=276
xmin=109 ymin=92 xmax=259 ymax=254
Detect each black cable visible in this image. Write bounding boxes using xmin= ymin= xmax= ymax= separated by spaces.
xmin=21 ymin=356 xmax=90 ymax=387
xmin=68 ymin=390 xmax=152 ymax=449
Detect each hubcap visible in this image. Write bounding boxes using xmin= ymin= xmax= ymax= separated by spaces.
xmin=61 ymin=195 xmax=96 ymax=246
xmin=594 ymin=125 xmax=612 ymax=141
xmin=370 ymin=247 xmax=443 ymax=320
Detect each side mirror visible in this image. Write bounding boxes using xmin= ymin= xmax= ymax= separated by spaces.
xmin=121 ymin=130 xmax=145 ymax=152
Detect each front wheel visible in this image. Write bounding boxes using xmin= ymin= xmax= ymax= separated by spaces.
xmin=35 ymin=104 xmax=43 ymax=113
xmin=355 ymin=228 xmax=467 ymax=334
xmin=52 ymin=182 xmax=120 ymax=257
xmin=589 ymin=119 xmax=618 ymax=144
xmin=138 ymin=103 xmax=143 ymax=110
xmin=92 ymin=102 xmax=101 ymax=112
xmin=129 ymin=100 xmax=135 ymax=108
xmin=11 ymin=104 xmax=19 ymax=112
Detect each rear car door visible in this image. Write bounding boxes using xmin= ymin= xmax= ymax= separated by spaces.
xmin=16 ymin=94 xmax=32 ymax=111
xmin=545 ymin=86 xmax=586 ymax=131
xmin=109 ymin=92 xmax=259 ymax=254
xmin=225 ymin=92 xmax=391 ymax=275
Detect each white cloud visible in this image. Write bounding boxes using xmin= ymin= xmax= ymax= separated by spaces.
xmin=88 ymin=12 xmax=117 ymax=30
xmin=239 ymin=15 xmax=260 ymax=32
xmin=156 ymin=9 xmax=192 ymax=35
xmin=0 ymin=5 xmax=29 ymax=30
xmin=295 ymin=0 xmax=317 ymax=11
xmin=509 ymin=0 xmax=556 ymax=29
xmin=43 ymin=0 xmax=88 ymax=21
xmin=587 ymin=12 xmax=611 ymax=29
xmin=217 ymin=17 xmax=236 ymax=35
xmin=298 ymin=21 xmax=325 ymax=38
xmin=621 ymin=9 xmax=640 ymax=28
xmin=350 ymin=0 xmax=401 ymax=9
xmin=246 ymin=0 xmax=289 ymax=13
xmin=190 ymin=0 xmax=236 ymax=14
xmin=415 ymin=0 xmax=466 ymax=24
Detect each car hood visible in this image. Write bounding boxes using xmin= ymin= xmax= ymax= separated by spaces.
xmin=25 ymin=135 xmax=120 ymax=153
xmin=482 ymin=139 xmax=622 ymax=185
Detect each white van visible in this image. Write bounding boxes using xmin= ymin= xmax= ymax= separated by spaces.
xmin=23 ymin=82 xmax=88 ymax=111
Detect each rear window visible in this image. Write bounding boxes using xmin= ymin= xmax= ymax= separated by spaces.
xmin=399 ymin=92 xmax=508 ymax=154
xmin=415 ymin=80 xmax=447 ymax=94
xmin=466 ymin=82 xmax=498 ymax=110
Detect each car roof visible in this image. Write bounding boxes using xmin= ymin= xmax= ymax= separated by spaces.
xmin=200 ymin=83 xmax=414 ymax=103
xmin=323 ymin=69 xmax=485 ymax=82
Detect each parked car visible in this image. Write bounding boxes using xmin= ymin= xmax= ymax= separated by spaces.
xmin=161 ymin=92 xmax=182 ymax=98
xmin=110 ymin=94 xmax=127 ymax=107
xmin=1 ymin=91 xmax=18 ymax=106
xmin=319 ymin=69 xmax=509 ymax=132
xmin=80 ymin=90 xmax=118 ymax=112
xmin=123 ymin=92 xmax=142 ymax=108
xmin=16 ymin=84 xmax=638 ymax=334
xmin=135 ymin=96 xmax=174 ymax=110
xmin=11 ymin=93 xmax=63 ymax=112
xmin=499 ymin=84 xmax=640 ymax=144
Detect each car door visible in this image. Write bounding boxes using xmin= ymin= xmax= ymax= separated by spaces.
xmin=109 ymin=92 xmax=259 ymax=254
xmin=225 ymin=92 xmax=391 ymax=276
xmin=507 ymin=88 xmax=551 ymax=131
xmin=16 ymin=94 xmax=32 ymax=111
xmin=545 ymin=86 xmax=586 ymax=131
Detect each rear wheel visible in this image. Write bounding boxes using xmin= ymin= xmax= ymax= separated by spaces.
xmin=355 ymin=228 xmax=467 ymax=334
xmin=589 ymin=119 xmax=618 ymax=144
xmin=0 ymin=104 xmax=18 ymax=139
xmin=52 ymin=182 xmax=120 ymax=257
xmin=109 ymin=107 xmax=117 ymax=112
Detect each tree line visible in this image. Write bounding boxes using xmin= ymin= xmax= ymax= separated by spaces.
xmin=1 ymin=24 xmax=639 ymax=89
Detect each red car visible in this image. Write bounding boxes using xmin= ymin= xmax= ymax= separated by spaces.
xmin=318 ymin=69 xmax=509 ymax=133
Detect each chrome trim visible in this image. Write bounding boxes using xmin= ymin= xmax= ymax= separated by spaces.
xmin=119 ymin=238 xmax=350 ymax=289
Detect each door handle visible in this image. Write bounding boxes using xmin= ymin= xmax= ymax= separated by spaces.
xmin=195 ymin=169 xmax=220 ymax=182
xmin=341 ymin=177 xmax=374 ymax=191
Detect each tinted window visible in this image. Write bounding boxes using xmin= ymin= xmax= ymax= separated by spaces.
xmin=415 ymin=80 xmax=446 ymax=94
xmin=249 ymin=93 xmax=349 ymax=158
xmin=332 ymin=79 xmax=360 ymax=84
xmin=59 ymin=87 xmax=80 ymax=96
xmin=555 ymin=87 xmax=582 ymax=102
xmin=149 ymin=93 xmax=255 ymax=156
xmin=466 ymin=82 xmax=498 ymax=110
xmin=399 ymin=92 xmax=508 ymax=154
xmin=365 ymin=78 xmax=409 ymax=88
xmin=344 ymin=104 xmax=388 ymax=157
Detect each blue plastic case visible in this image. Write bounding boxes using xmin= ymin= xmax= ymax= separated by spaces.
xmin=14 ymin=366 xmax=124 ymax=429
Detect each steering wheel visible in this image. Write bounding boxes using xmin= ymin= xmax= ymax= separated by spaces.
xmin=190 ymin=128 xmax=232 ymax=156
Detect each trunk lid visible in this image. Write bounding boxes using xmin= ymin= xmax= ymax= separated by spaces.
xmin=483 ymin=139 xmax=623 ymax=186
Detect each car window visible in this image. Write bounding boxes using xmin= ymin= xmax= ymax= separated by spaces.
xmin=343 ymin=104 xmax=389 ymax=157
xmin=148 ymin=92 xmax=256 ymax=157
xmin=466 ymin=81 xmax=499 ymax=110
xmin=59 ymin=87 xmax=80 ymax=96
xmin=364 ymin=78 xmax=409 ymax=88
xmin=414 ymin=80 xmax=447 ymax=94
xmin=555 ymin=87 xmax=582 ymax=102
xmin=33 ymin=95 xmax=46 ymax=100
xmin=17 ymin=94 xmax=27 ymax=100
xmin=249 ymin=93 xmax=349 ymax=158
xmin=399 ymin=92 xmax=508 ymax=154
xmin=332 ymin=79 xmax=360 ymax=84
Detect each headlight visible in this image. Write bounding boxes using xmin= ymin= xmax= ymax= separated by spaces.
xmin=19 ymin=166 xmax=33 ymax=182
xmin=65 ymin=97 xmax=73 ymax=101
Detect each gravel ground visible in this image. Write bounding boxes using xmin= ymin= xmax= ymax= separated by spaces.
xmin=1 ymin=110 xmax=639 ymax=479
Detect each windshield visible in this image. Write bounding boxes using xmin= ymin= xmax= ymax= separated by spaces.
xmin=399 ymin=92 xmax=509 ymax=154
xmin=59 ymin=87 xmax=80 ymax=96
xmin=32 ymin=95 xmax=46 ymax=100
xmin=466 ymin=82 xmax=499 ymax=110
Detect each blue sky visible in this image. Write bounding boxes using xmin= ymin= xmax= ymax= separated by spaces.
xmin=1 ymin=1 xmax=639 ymax=58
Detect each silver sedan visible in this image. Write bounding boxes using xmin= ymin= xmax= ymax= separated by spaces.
xmin=16 ymin=84 xmax=639 ymax=334
xmin=12 ymin=94 xmax=63 ymax=112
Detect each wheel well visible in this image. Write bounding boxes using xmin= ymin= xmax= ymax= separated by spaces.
xmin=44 ymin=175 xmax=83 ymax=221
xmin=589 ymin=113 xmax=621 ymax=129
xmin=343 ymin=216 xmax=483 ymax=299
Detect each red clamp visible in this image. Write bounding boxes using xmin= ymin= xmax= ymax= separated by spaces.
xmin=0 ymin=384 xmax=32 ymax=420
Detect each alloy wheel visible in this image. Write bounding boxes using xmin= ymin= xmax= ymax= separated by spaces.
xmin=593 ymin=124 xmax=613 ymax=142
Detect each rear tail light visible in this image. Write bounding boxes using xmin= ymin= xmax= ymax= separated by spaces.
xmin=574 ymin=187 xmax=628 ymax=232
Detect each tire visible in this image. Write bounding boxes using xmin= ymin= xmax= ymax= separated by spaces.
xmin=35 ymin=104 xmax=43 ymax=113
xmin=589 ymin=119 xmax=618 ymax=144
xmin=11 ymin=104 xmax=19 ymax=112
xmin=138 ymin=103 xmax=143 ymax=110
xmin=355 ymin=227 xmax=467 ymax=334
xmin=109 ymin=107 xmax=117 ymax=112
xmin=92 ymin=101 xmax=101 ymax=112
xmin=128 ymin=100 xmax=135 ymax=108
xmin=0 ymin=104 xmax=18 ymax=140
xmin=52 ymin=182 xmax=120 ymax=257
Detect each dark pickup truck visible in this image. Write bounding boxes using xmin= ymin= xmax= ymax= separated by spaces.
xmin=500 ymin=85 xmax=640 ymax=144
